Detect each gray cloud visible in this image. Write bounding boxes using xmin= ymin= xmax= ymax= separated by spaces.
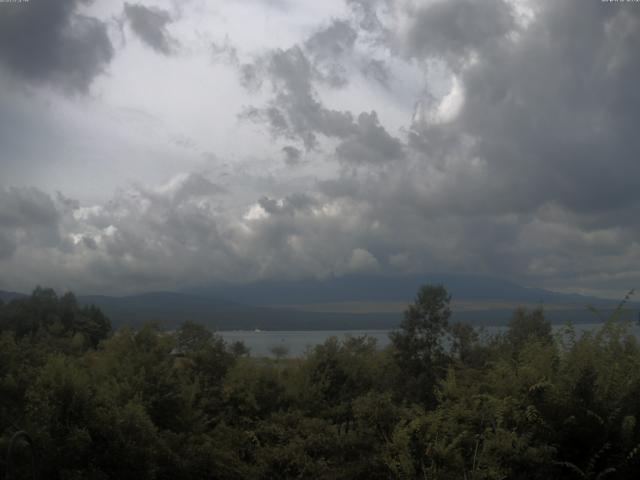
xmin=282 ymin=145 xmax=302 ymax=166
xmin=357 ymin=0 xmax=640 ymax=292
xmin=0 ymin=186 xmax=61 ymax=259
xmin=0 ymin=187 xmax=59 ymax=230
xmin=238 ymin=32 xmax=404 ymax=164
xmin=0 ymin=232 xmax=16 ymax=260
xmin=1 ymin=166 xmax=639 ymax=297
xmin=239 ymin=45 xmax=355 ymax=149
xmin=0 ymin=0 xmax=113 ymax=92
xmin=259 ymin=193 xmax=316 ymax=216
xmin=305 ymin=19 xmax=357 ymax=87
xmin=361 ymin=58 xmax=390 ymax=88
xmin=2 ymin=0 xmax=640 ymax=298
xmin=306 ymin=19 xmax=357 ymax=58
xmin=336 ymin=111 xmax=404 ymax=165
xmin=405 ymin=0 xmax=514 ymax=69
xmin=408 ymin=1 xmax=640 ymax=217
xmin=238 ymin=61 xmax=264 ymax=91
xmin=124 ymin=3 xmax=176 ymax=55
xmin=211 ymin=38 xmax=239 ymax=65
xmin=346 ymin=0 xmax=388 ymax=34
xmin=0 ymin=175 xmax=383 ymax=292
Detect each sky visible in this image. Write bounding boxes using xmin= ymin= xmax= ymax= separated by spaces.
xmin=0 ymin=0 xmax=639 ymax=298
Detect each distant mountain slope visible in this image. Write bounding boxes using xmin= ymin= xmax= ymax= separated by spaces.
xmin=3 ymin=275 xmax=634 ymax=331
xmin=77 ymin=289 xmax=634 ymax=331
xmin=77 ymin=292 xmax=399 ymax=330
xmin=186 ymin=274 xmax=615 ymax=307
xmin=0 ymin=290 xmax=27 ymax=303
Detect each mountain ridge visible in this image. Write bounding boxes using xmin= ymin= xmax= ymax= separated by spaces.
xmin=185 ymin=274 xmax=615 ymax=306
xmin=1 ymin=275 xmax=634 ymax=330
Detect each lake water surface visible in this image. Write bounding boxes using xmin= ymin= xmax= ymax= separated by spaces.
xmin=219 ymin=322 xmax=640 ymax=357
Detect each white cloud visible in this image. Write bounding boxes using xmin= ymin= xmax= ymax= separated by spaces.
xmin=347 ymin=248 xmax=380 ymax=273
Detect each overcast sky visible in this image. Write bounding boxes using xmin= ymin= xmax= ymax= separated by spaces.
xmin=0 ymin=0 xmax=639 ymax=297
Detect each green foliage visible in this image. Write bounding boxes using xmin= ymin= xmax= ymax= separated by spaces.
xmin=390 ymin=284 xmax=452 ymax=406
xmin=2 ymin=284 xmax=640 ymax=478
xmin=506 ymin=307 xmax=553 ymax=350
xmin=0 ymin=287 xmax=111 ymax=350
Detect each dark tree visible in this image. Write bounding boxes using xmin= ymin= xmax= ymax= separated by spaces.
xmin=506 ymin=307 xmax=552 ymax=350
xmin=389 ymin=284 xmax=451 ymax=406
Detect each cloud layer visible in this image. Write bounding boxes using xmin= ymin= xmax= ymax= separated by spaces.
xmin=1 ymin=0 xmax=640 ymax=297
xmin=123 ymin=3 xmax=176 ymax=55
xmin=0 ymin=0 xmax=113 ymax=92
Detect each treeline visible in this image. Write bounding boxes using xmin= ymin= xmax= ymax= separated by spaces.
xmin=1 ymin=286 xmax=640 ymax=479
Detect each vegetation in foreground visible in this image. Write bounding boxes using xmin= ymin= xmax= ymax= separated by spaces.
xmin=1 ymin=286 xmax=640 ymax=479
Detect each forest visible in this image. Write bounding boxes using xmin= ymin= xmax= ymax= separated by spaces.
xmin=1 ymin=285 xmax=640 ymax=479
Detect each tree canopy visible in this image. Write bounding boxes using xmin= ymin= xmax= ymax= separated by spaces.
xmin=1 ymin=285 xmax=640 ymax=479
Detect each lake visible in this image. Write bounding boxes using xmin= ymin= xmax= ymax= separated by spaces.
xmin=219 ymin=322 xmax=640 ymax=357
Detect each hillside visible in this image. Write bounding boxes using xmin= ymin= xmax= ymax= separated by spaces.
xmin=187 ymin=274 xmax=611 ymax=306
xmin=2 ymin=275 xmax=634 ymax=330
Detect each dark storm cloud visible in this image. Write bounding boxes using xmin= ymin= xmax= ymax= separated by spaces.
xmin=408 ymin=1 xmax=640 ymax=218
xmin=123 ymin=3 xmax=176 ymax=55
xmin=405 ymin=0 xmax=514 ymax=68
xmin=0 ymin=0 xmax=113 ymax=92
xmin=228 ymin=0 xmax=640 ymax=295
xmin=3 ymin=0 xmax=640 ymax=297
xmin=351 ymin=0 xmax=640 ymax=291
